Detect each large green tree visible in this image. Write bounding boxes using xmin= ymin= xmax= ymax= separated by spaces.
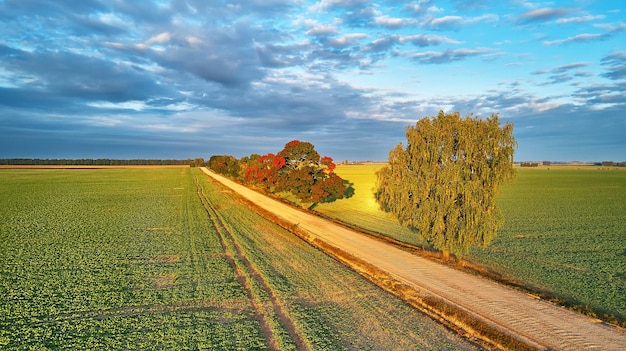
xmin=375 ymin=111 xmax=516 ymax=256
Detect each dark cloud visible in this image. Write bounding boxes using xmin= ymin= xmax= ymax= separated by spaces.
xmin=148 ymin=28 xmax=265 ymax=88
xmin=552 ymin=62 xmax=591 ymax=73
xmin=540 ymin=74 xmax=574 ymax=86
xmin=517 ymin=7 xmax=573 ymax=24
xmin=256 ymin=43 xmax=309 ymax=68
xmin=601 ymin=52 xmax=626 ymax=80
xmin=0 ymin=46 xmax=169 ymax=103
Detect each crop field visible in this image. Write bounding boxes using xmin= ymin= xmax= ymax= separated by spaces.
xmin=315 ymin=164 xmax=626 ymax=322
xmin=0 ymin=167 xmax=477 ymax=350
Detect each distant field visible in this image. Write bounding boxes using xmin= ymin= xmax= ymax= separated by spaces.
xmin=316 ymin=164 xmax=626 ymax=322
xmin=0 ymin=168 xmax=477 ymax=350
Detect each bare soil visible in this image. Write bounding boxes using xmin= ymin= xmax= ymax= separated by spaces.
xmin=201 ymin=167 xmax=626 ymax=351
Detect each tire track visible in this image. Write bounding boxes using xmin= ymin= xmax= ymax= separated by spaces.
xmin=193 ymin=175 xmax=308 ymax=351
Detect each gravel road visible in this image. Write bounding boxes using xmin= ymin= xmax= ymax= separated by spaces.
xmin=201 ymin=167 xmax=626 ymax=351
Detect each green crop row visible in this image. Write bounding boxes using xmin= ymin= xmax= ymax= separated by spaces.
xmin=315 ymin=165 xmax=626 ymax=323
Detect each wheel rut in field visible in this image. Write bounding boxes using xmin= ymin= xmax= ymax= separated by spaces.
xmin=194 ymin=176 xmax=308 ymax=351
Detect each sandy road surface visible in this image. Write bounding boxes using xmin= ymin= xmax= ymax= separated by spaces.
xmin=201 ymin=168 xmax=626 ymax=351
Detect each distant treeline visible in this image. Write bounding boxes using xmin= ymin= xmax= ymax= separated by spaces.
xmin=0 ymin=158 xmax=199 ymax=166
xmin=518 ymin=161 xmax=626 ymax=167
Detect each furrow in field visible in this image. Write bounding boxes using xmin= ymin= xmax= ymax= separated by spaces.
xmin=193 ymin=175 xmax=307 ymax=351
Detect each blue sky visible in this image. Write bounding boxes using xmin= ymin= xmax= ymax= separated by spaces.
xmin=0 ymin=0 xmax=624 ymax=162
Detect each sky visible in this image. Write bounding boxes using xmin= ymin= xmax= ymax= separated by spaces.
xmin=0 ymin=0 xmax=624 ymax=162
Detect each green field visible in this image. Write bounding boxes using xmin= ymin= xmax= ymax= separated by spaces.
xmin=0 ymin=168 xmax=477 ymax=350
xmin=315 ymin=164 xmax=626 ymax=322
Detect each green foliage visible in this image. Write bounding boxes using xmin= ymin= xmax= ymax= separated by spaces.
xmin=208 ymin=155 xmax=240 ymax=177
xmin=189 ymin=157 xmax=206 ymax=167
xmin=375 ymin=111 xmax=516 ymax=256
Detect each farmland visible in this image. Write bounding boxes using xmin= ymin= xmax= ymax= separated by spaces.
xmin=315 ymin=164 xmax=626 ymax=323
xmin=0 ymin=168 xmax=477 ymax=350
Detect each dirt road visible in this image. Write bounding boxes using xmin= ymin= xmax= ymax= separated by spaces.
xmin=201 ymin=167 xmax=626 ymax=351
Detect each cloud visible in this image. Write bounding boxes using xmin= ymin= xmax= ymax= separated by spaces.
xmin=556 ymin=15 xmax=605 ymax=24
xmin=374 ymin=16 xmax=418 ymax=29
xmin=410 ymin=48 xmax=491 ymax=64
xmin=539 ymin=73 xmax=574 ymax=86
xmin=403 ymin=0 xmax=438 ymax=15
xmin=401 ymin=34 xmax=461 ymax=47
xmin=517 ymin=7 xmax=573 ymax=24
xmin=544 ymin=21 xmax=626 ymax=46
xmin=0 ymin=45 xmax=169 ymax=103
xmin=601 ymin=51 xmax=626 ymax=80
xmin=544 ymin=33 xmax=608 ymax=46
xmin=309 ymin=0 xmax=369 ymax=12
xmin=363 ymin=34 xmax=459 ymax=53
xmin=341 ymin=6 xmax=380 ymax=27
xmin=551 ymin=62 xmax=591 ymax=73
xmin=422 ymin=14 xmax=499 ymax=30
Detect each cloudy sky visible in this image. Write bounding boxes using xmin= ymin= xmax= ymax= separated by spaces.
xmin=1 ymin=0 xmax=624 ymax=162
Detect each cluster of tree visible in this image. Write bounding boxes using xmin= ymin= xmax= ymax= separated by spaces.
xmin=598 ymin=161 xmax=626 ymax=167
xmin=0 ymin=158 xmax=193 ymax=166
xmin=520 ymin=162 xmax=540 ymax=167
xmin=209 ymin=140 xmax=349 ymax=205
xmin=375 ymin=111 xmax=516 ymax=257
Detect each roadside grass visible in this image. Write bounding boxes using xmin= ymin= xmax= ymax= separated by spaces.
xmin=314 ymin=165 xmax=626 ymax=325
xmin=0 ymin=168 xmax=479 ymax=350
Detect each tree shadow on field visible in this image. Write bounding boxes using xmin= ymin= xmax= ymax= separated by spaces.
xmin=308 ymin=180 xmax=355 ymax=210
xmin=343 ymin=180 xmax=355 ymax=199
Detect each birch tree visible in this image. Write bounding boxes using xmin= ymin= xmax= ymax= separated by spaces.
xmin=375 ymin=111 xmax=516 ymax=256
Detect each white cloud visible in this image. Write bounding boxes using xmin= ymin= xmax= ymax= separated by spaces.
xmin=544 ymin=33 xmax=605 ymax=46
xmin=374 ymin=16 xmax=418 ymax=28
xmin=557 ymin=15 xmax=605 ymax=24
xmin=147 ymin=32 xmax=171 ymax=45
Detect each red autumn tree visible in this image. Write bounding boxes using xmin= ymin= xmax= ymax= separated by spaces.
xmin=244 ymin=153 xmax=285 ymax=190
xmin=275 ymin=140 xmax=347 ymax=204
